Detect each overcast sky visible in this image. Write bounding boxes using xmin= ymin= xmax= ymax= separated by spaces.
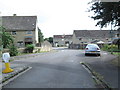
xmin=0 ymin=0 xmax=110 ymax=38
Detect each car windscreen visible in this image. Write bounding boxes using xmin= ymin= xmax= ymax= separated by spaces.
xmin=87 ymin=45 xmax=98 ymax=48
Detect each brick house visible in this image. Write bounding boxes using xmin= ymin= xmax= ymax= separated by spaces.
xmin=53 ymin=35 xmax=73 ymax=47
xmin=2 ymin=15 xmax=39 ymax=48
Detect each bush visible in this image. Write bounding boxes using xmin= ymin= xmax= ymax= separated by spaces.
xmin=25 ymin=44 xmax=34 ymax=53
xmin=102 ymin=44 xmax=118 ymax=52
xmin=9 ymin=44 xmax=18 ymax=56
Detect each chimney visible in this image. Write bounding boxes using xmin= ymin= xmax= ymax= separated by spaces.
xmin=13 ymin=14 xmax=17 ymax=16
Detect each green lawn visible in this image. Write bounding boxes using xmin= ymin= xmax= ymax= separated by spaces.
xmin=112 ymin=52 xmax=120 ymax=56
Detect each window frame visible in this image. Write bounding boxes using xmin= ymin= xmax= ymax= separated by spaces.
xmin=26 ymin=31 xmax=32 ymax=34
xmin=11 ymin=31 xmax=17 ymax=35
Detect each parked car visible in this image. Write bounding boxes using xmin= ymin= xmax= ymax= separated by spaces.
xmin=85 ymin=44 xmax=101 ymax=56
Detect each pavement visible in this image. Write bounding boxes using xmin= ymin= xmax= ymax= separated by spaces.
xmin=82 ymin=51 xmax=119 ymax=89
xmin=1 ymin=65 xmax=31 ymax=89
xmin=0 ymin=52 xmax=42 ymax=89
xmin=0 ymin=49 xmax=119 ymax=89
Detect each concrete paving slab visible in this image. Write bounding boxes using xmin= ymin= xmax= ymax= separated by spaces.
xmin=1 ymin=66 xmax=31 ymax=88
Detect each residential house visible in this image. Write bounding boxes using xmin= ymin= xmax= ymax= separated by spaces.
xmin=70 ymin=30 xmax=117 ymax=49
xmin=53 ymin=35 xmax=73 ymax=47
xmin=112 ymin=28 xmax=120 ymax=49
xmin=2 ymin=15 xmax=38 ymax=48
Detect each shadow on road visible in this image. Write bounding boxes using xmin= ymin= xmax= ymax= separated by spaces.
xmin=76 ymin=53 xmax=100 ymax=58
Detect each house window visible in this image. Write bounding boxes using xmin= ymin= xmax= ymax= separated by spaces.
xmin=117 ymin=34 xmax=119 ymax=37
xmin=55 ymin=42 xmax=58 ymax=47
xmin=17 ymin=41 xmax=23 ymax=47
xmin=65 ymin=41 xmax=69 ymax=44
xmin=24 ymin=36 xmax=33 ymax=42
xmin=79 ymin=38 xmax=82 ymax=40
xmin=106 ymin=38 xmax=109 ymax=40
xmin=65 ymin=41 xmax=69 ymax=47
xmin=55 ymin=42 xmax=58 ymax=44
xmin=25 ymin=36 xmax=33 ymax=38
xmin=12 ymin=31 xmax=16 ymax=35
xmin=26 ymin=31 xmax=32 ymax=34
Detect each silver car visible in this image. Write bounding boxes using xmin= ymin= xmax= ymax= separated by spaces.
xmin=85 ymin=44 xmax=100 ymax=56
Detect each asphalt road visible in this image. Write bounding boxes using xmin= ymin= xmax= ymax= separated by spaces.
xmin=3 ymin=49 xmax=115 ymax=88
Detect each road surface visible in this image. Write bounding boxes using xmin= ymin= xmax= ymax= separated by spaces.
xmin=3 ymin=49 xmax=113 ymax=88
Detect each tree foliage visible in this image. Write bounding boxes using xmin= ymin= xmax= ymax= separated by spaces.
xmin=0 ymin=26 xmax=13 ymax=48
xmin=44 ymin=37 xmax=53 ymax=43
xmin=38 ymin=28 xmax=44 ymax=43
xmin=24 ymin=44 xmax=34 ymax=53
xmin=0 ymin=27 xmax=2 ymax=50
xmin=88 ymin=1 xmax=120 ymax=28
xmin=9 ymin=44 xmax=18 ymax=56
xmin=48 ymin=37 xmax=53 ymax=43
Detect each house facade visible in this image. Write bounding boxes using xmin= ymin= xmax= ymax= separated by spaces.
xmin=2 ymin=15 xmax=39 ymax=48
xmin=53 ymin=35 xmax=73 ymax=47
xmin=69 ymin=30 xmax=117 ymax=49
xmin=72 ymin=30 xmax=117 ymax=44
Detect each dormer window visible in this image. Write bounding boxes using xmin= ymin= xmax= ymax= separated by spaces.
xmin=12 ymin=31 xmax=16 ymax=35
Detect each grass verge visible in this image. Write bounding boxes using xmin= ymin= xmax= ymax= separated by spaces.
xmin=80 ymin=62 xmax=112 ymax=89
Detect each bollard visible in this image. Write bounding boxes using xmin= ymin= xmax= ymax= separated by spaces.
xmin=2 ymin=53 xmax=14 ymax=73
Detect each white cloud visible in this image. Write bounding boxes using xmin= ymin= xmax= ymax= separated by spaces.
xmin=0 ymin=0 xmax=110 ymax=38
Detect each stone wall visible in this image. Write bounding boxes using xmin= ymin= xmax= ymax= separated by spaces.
xmin=40 ymin=41 xmax=52 ymax=52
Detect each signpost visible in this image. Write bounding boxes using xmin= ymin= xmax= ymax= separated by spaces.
xmin=2 ymin=53 xmax=14 ymax=73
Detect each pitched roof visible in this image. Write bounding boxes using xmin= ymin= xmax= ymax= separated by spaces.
xmin=74 ymin=30 xmax=117 ymax=38
xmin=112 ymin=38 xmax=120 ymax=44
xmin=53 ymin=35 xmax=73 ymax=39
xmin=2 ymin=16 xmax=37 ymax=31
xmin=64 ymin=35 xmax=73 ymax=38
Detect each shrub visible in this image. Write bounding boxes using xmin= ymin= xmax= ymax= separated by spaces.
xmin=9 ymin=44 xmax=18 ymax=56
xmin=102 ymin=44 xmax=118 ymax=52
xmin=25 ymin=44 xmax=34 ymax=53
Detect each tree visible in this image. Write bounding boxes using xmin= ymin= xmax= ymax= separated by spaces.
xmin=38 ymin=28 xmax=44 ymax=43
xmin=48 ymin=37 xmax=53 ymax=43
xmin=44 ymin=38 xmax=49 ymax=41
xmin=0 ymin=26 xmax=13 ymax=48
xmin=44 ymin=37 xmax=53 ymax=44
xmin=9 ymin=44 xmax=18 ymax=56
xmin=88 ymin=1 xmax=120 ymax=28
xmin=88 ymin=1 xmax=120 ymax=49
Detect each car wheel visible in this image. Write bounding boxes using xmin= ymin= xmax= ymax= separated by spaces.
xmin=97 ymin=54 xmax=100 ymax=56
xmin=85 ymin=53 xmax=87 ymax=56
